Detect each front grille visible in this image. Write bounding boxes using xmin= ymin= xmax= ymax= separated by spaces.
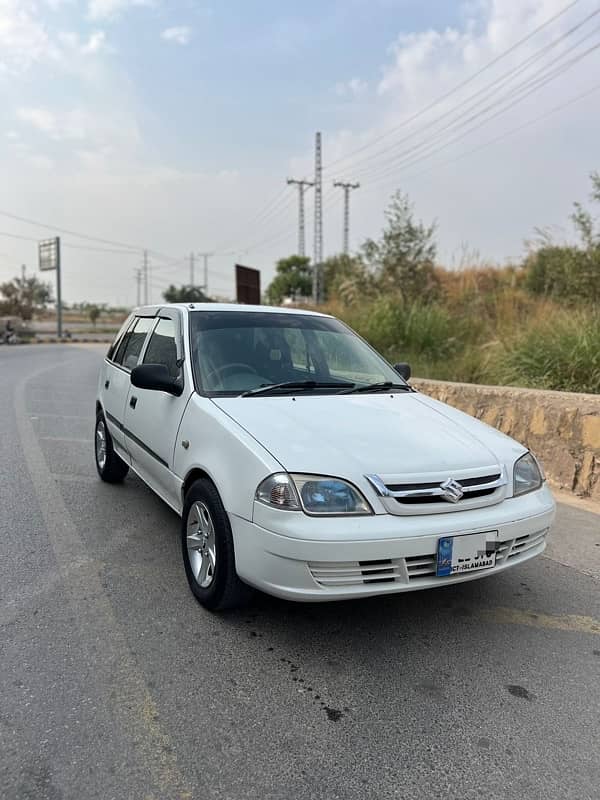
xmin=405 ymin=553 xmax=436 ymax=579
xmin=387 ymin=474 xmax=501 ymax=493
xmin=396 ymin=486 xmax=497 ymax=505
xmin=392 ymin=474 xmax=501 ymax=506
xmin=507 ymin=528 xmax=548 ymax=559
xmin=308 ymin=559 xmax=403 ymax=587
xmin=365 ymin=467 xmax=508 ymax=515
xmin=308 ymin=530 xmax=548 ymax=589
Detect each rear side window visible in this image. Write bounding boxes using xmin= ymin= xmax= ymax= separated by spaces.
xmin=107 ymin=315 xmax=133 ymax=361
xmin=143 ymin=317 xmax=180 ymax=378
xmin=113 ymin=317 xmax=154 ymax=370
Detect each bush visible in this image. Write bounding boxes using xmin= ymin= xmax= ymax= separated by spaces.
xmin=339 ymin=298 xmax=461 ymax=362
xmin=524 ymin=245 xmax=600 ymax=304
xmin=498 ymin=311 xmax=600 ymax=393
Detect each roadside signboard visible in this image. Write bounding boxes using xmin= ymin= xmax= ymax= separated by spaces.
xmin=38 ymin=236 xmax=62 ymax=337
xmin=39 ymin=237 xmax=60 ymax=271
xmin=235 ymin=264 xmax=260 ymax=305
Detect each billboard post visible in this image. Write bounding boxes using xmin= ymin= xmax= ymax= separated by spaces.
xmin=39 ymin=237 xmax=62 ymax=338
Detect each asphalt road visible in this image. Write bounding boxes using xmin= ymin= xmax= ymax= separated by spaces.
xmin=1 ymin=345 xmax=599 ymax=800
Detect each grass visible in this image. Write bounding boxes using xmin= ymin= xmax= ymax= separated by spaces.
xmin=321 ymin=276 xmax=600 ymax=394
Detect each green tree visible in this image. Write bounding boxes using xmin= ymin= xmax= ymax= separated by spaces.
xmin=571 ymin=170 xmax=600 ymax=247
xmin=265 ymin=255 xmax=312 ymax=304
xmin=321 ymin=253 xmax=372 ymax=305
xmin=0 ymin=275 xmax=53 ymax=320
xmin=88 ymin=305 xmax=101 ymax=328
xmin=525 ymin=172 xmax=600 ymax=303
xmin=361 ymin=190 xmax=439 ymax=301
xmin=162 ymin=285 xmax=212 ymax=303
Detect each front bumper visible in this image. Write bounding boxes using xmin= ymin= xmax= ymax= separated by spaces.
xmin=230 ymin=484 xmax=556 ymax=602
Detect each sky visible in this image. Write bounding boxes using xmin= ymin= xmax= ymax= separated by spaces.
xmin=0 ymin=0 xmax=599 ymax=306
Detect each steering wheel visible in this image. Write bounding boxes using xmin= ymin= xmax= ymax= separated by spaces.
xmin=206 ymin=362 xmax=259 ymax=384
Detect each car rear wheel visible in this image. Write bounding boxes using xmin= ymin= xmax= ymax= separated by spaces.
xmin=182 ymin=478 xmax=253 ymax=611
xmin=95 ymin=412 xmax=129 ymax=483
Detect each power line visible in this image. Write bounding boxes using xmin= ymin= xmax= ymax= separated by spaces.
xmin=0 ymin=210 xmax=188 ymax=265
xmin=359 ymin=39 xmax=600 ymax=188
xmin=351 ymin=21 xmax=600 ymax=184
xmin=213 ymin=184 xmax=291 ymax=252
xmin=341 ymin=7 xmax=600 ymax=182
xmin=0 ymin=209 xmax=142 ymax=251
xmin=373 ymin=81 xmax=600 ymax=191
xmin=324 ymin=0 xmax=583 ymax=175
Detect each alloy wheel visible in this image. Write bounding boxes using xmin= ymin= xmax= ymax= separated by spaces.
xmin=186 ymin=501 xmax=217 ymax=588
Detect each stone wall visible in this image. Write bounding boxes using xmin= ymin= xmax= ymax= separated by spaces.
xmin=414 ymin=378 xmax=600 ymax=502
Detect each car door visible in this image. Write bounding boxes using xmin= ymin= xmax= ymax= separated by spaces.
xmin=101 ymin=314 xmax=155 ymax=454
xmin=122 ymin=309 xmax=192 ymax=510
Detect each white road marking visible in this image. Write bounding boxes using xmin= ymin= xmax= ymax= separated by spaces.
xmin=14 ymin=356 xmax=191 ymax=800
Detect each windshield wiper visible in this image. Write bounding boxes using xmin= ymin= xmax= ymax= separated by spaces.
xmin=241 ymin=380 xmax=355 ymax=397
xmin=340 ymin=381 xmax=413 ymax=394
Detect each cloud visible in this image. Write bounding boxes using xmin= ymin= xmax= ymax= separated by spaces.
xmin=0 ymin=0 xmax=61 ymax=73
xmin=1 ymin=0 xmax=598 ymax=305
xmin=313 ymin=0 xmax=600 ymax=265
xmin=335 ymin=77 xmax=368 ymax=97
xmin=16 ymin=107 xmax=59 ymax=136
xmin=25 ymin=153 xmax=55 ymax=169
xmin=16 ymin=106 xmax=141 ymax=152
xmin=82 ymin=30 xmax=107 ymax=53
xmin=161 ymin=26 xmax=192 ymax=45
xmin=57 ymin=30 xmax=109 ymax=55
xmin=87 ymin=0 xmax=154 ymax=22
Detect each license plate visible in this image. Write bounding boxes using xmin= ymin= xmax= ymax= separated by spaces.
xmin=436 ymin=532 xmax=497 ymax=577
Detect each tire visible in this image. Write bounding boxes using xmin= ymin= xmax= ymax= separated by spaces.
xmin=95 ymin=411 xmax=129 ymax=483
xmin=182 ymin=478 xmax=253 ymax=611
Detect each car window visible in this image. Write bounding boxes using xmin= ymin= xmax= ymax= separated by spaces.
xmin=190 ymin=311 xmax=401 ymax=394
xmin=143 ymin=317 xmax=180 ymax=379
xmin=107 ymin=314 xmax=133 ymax=362
xmin=113 ymin=317 xmax=154 ymax=370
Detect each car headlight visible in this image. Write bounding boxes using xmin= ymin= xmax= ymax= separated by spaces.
xmin=255 ymin=473 xmax=372 ymax=515
xmin=513 ymin=452 xmax=543 ymax=496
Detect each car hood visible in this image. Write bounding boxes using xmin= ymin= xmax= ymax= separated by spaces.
xmin=211 ymin=392 xmax=526 ymax=479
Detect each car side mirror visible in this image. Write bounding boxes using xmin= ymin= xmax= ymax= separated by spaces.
xmin=131 ymin=364 xmax=182 ymax=396
xmin=394 ymin=362 xmax=411 ymax=381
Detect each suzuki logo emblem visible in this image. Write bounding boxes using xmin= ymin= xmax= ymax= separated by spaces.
xmin=440 ymin=478 xmax=464 ymax=503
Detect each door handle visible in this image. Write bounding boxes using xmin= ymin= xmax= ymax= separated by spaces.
xmin=104 ymin=379 xmax=110 ymax=389
xmin=129 ymin=396 xmax=138 ymax=409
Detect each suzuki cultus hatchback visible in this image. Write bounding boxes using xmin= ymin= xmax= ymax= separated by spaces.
xmin=95 ymin=304 xmax=555 ymax=610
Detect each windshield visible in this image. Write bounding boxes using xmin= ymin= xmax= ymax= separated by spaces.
xmin=190 ymin=310 xmax=405 ymax=396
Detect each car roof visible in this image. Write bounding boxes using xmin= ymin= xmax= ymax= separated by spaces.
xmin=133 ymin=303 xmax=331 ymax=318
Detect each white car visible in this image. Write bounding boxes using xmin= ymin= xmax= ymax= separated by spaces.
xmin=95 ymin=303 xmax=555 ymax=610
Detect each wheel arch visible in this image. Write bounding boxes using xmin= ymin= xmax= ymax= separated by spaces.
xmin=182 ymin=467 xmax=218 ymax=506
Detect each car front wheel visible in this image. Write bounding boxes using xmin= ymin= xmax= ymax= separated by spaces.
xmin=182 ymin=479 xmax=253 ymax=611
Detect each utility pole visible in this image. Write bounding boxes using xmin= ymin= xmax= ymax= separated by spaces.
xmin=197 ymin=252 xmax=213 ymax=295
xmin=135 ymin=269 xmax=142 ymax=306
xmin=189 ymin=252 xmax=195 ymax=287
xmin=333 ymin=181 xmax=360 ymax=254
xmin=313 ymin=131 xmax=323 ymax=304
xmin=21 ymin=264 xmax=26 ymax=281
xmin=287 ymin=178 xmax=314 ymax=257
xmin=142 ymin=249 xmax=149 ymax=305
xmin=56 ymin=238 xmax=62 ymax=339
